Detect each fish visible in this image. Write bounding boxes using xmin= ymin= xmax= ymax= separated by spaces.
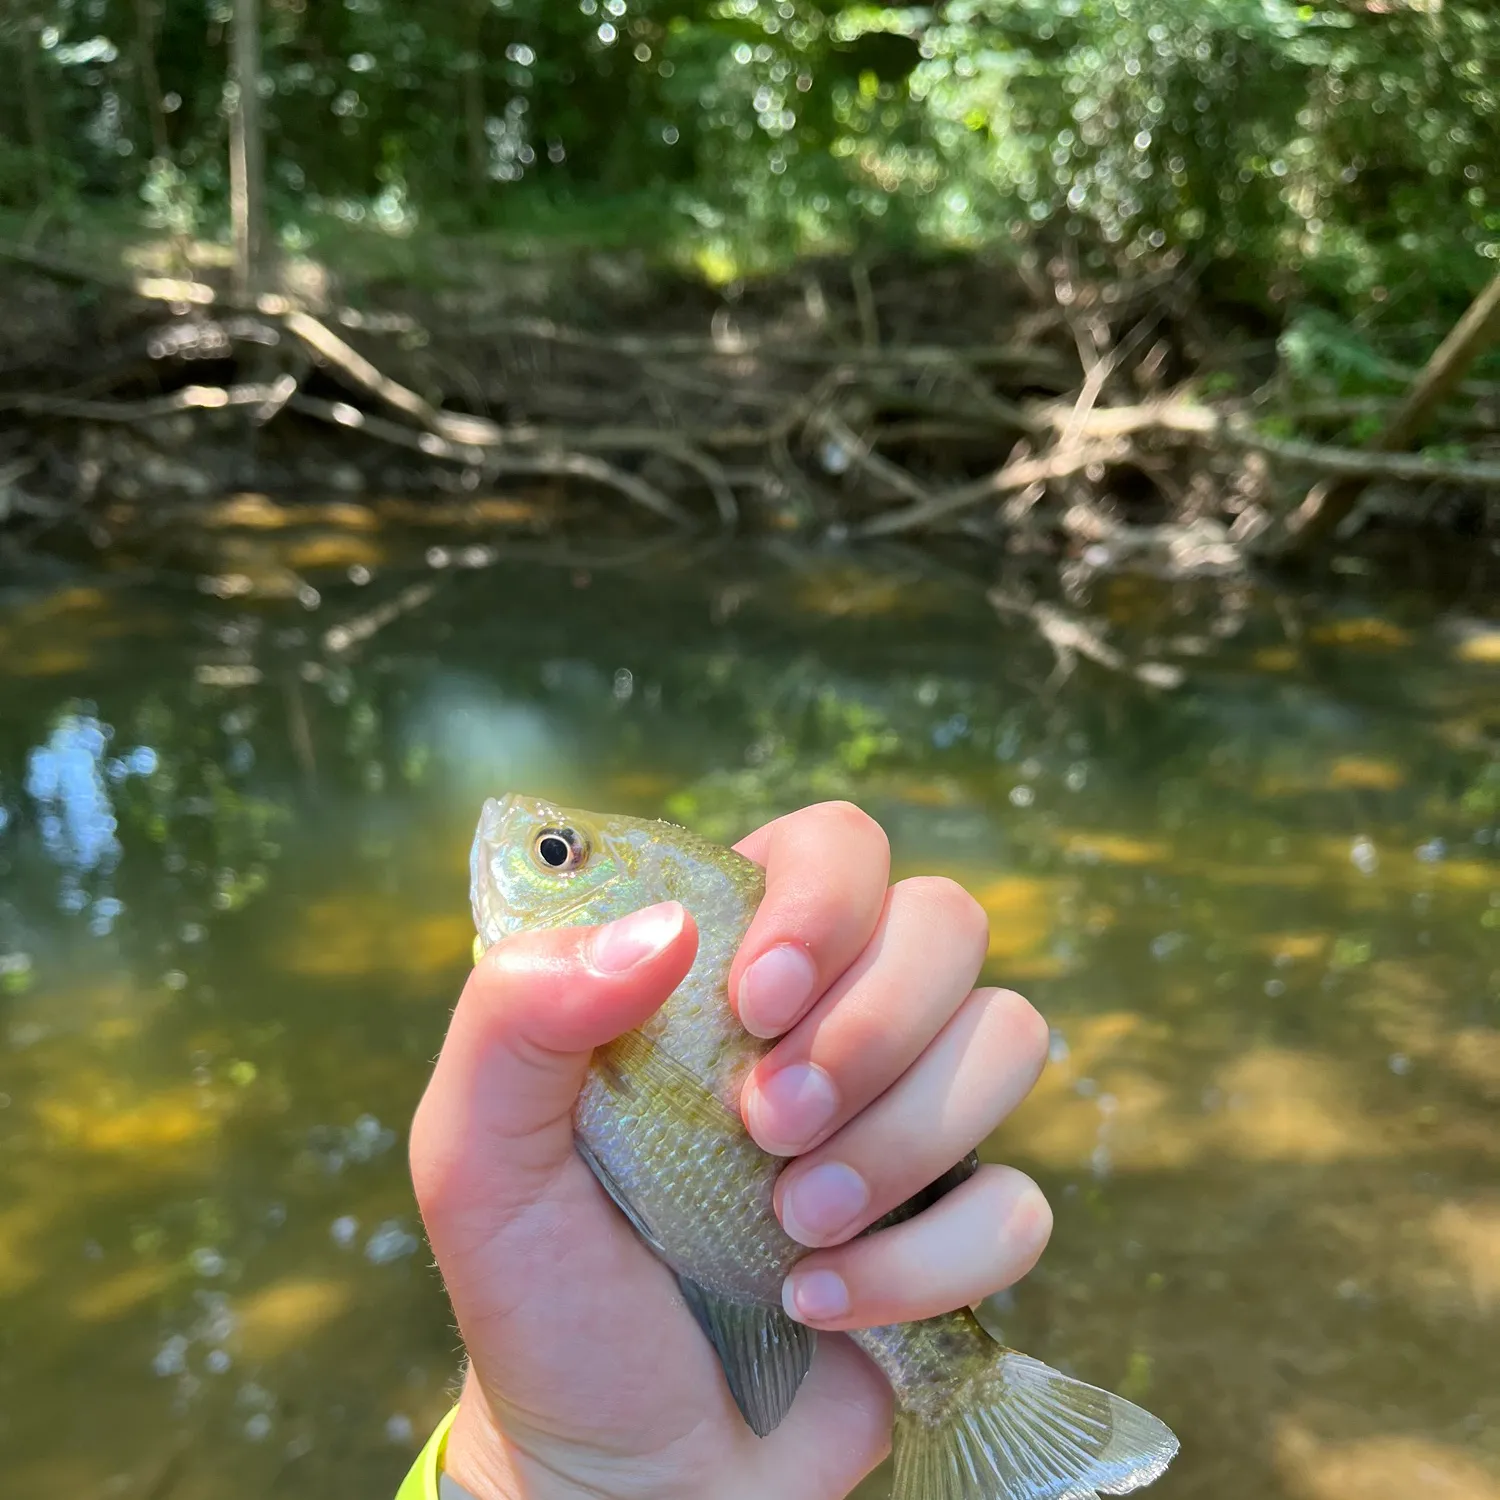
xmin=470 ymin=793 xmax=1180 ymax=1500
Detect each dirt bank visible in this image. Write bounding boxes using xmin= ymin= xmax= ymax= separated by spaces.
xmin=2 ymin=240 xmax=1496 ymax=583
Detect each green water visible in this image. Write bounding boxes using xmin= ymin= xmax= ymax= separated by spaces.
xmin=0 ymin=536 xmax=1496 ymax=1500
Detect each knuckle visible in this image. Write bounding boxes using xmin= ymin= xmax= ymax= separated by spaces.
xmin=812 ymin=799 xmax=888 ymax=852
xmin=408 ymin=1103 xmax=451 ymax=1219
xmin=898 ymin=877 xmax=990 ymax=961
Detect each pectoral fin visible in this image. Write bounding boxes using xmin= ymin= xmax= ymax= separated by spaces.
xmin=676 ymin=1274 xmax=817 ymax=1438
xmin=580 ymin=1032 xmax=815 ymax=1436
xmin=574 ymin=1135 xmax=670 ymax=1259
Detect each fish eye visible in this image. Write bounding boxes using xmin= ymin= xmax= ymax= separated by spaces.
xmin=532 ymin=826 xmax=588 ymax=874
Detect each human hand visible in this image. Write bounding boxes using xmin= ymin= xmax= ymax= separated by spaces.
xmin=409 ymin=802 xmax=1052 ymax=1500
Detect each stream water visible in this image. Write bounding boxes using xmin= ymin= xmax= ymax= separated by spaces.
xmin=0 ymin=531 xmax=1496 ymax=1500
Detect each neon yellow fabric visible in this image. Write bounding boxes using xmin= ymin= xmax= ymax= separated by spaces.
xmin=396 ymin=1404 xmax=461 ymax=1500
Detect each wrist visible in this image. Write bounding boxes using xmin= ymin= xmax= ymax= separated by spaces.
xmin=441 ymin=1375 xmax=524 ymax=1500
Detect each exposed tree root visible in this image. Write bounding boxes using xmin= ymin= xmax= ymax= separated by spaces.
xmin=2 ymin=239 xmax=1497 ymax=686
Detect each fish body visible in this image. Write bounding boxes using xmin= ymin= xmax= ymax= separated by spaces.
xmin=471 ymin=794 xmax=1179 ymax=1500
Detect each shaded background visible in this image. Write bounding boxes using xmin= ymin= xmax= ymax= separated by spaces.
xmin=2 ymin=0 xmax=1496 ymax=308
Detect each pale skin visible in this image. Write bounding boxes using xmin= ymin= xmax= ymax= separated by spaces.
xmin=410 ymin=801 xmax=1054 ymax=1500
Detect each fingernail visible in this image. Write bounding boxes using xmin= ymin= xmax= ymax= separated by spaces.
xmin=738 ymin=945 xmax=818 ymax=1038
xmin=591 ymin=902 xmax=684 ymax=974
xmin=782 ymin=1268 xmax=849 ymax=1324
xmin=745 ymin=1062 xmax=838 ymax=1155
xmin=780 ymin=1162 xmax=869 ymax=1247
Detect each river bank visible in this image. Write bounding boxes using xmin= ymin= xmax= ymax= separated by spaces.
xmin=2 ymin=228 xmax=1497 ymax=596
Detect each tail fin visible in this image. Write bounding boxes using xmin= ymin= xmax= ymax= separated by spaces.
xmin=892 ymin=1351 xmax=1179 ymax=1500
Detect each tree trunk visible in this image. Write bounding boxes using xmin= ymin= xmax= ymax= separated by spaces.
xmin=17 ymin=10 xmax=53 ymax=204
xmin=133 ymin=0 xmax=172 ymax=162
xmin=228 ymin=0 xmax=267 ymax=301
xmin=1281 ymin=269 xmax=1500 ymax=551
xmin=463 ymin=0 xmax=489 ymax=205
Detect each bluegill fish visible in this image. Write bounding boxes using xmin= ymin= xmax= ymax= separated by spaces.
xmin=470 ymin=794 xmax=1179 ymax=1500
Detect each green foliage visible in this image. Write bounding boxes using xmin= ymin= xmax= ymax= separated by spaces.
xmin=0 ymin=0 xmax=1495 ymax=311
xmin=1460 ymin=761 xmax=1500 ymax=819
xmin=923 ymin=2 xmax=1498 ymax=325
xmin=1279 ymin=310 xmax=1397 ymax=393
xmin=663 ymin=664 xmax=903 ymax=840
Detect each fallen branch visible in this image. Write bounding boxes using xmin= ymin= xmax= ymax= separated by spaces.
xmin=564 ymin=427 xmax=740 ymax=528
xmin=463 ymin=314 xmax=1073 ymax=382
xmin=286 ymin=395 xmax=692 ymax=526
xmin=1129 ymin=402 xmax=1500 ymax=486
xmin=0 ymin=382 xmax=282 ymax=421
xmin=1059 ymin=504 xmax=1245 ymax=578
xmin=4 ymin=235 xmax=1494 ymax=574
xmin=1280 ymin=270 xmax=1500 ymax=548
xmin=855 ymin=441 xmax=1132 ymax=537
xmin=988 ymin=586 xmax=1184 ymax=689
xmin=811 ymin=409 xmax=937 ymax=509
xmin=853 ymin=392 xmax=1500 ymax=541
xmin=283 ymin=309 xmax=505 ymax=448
xmin=1028 ymin=398 xmax=1500 ymax=484
xmin=323 ymin=580 xmax=437 ymax=655
xmin=1256 ymin=394 xmax=1498 ymax=432
xmin=285 ymin=310 xmax=739 ymax=524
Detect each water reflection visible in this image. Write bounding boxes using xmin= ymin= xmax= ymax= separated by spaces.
xmin=0 ymin=544 xmax=1495 ymax=1498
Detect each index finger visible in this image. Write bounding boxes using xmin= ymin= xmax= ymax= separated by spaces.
xmin=729 ymin=801 xmax=891 ymax=1039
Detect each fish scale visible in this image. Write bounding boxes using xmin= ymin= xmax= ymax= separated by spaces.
xmin=577 ymin=1063 xmax=798 ymax=1298
xmin=471 ymin=793 xmax=1180 ymax=1500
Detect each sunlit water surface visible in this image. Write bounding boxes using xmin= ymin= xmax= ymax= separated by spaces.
xmin=0 ymin=537 xmax=1496 ymax=1500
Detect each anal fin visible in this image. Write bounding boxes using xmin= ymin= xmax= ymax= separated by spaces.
xmin=676 ymin=1273 xmax=817 ymax=1438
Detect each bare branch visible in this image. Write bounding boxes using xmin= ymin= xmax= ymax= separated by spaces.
xmin=1037 ymin=398 xmax=1500 ymax=484
xmin=283 ymin=310 xmax=505 ymax=448
xmin=1281 ymin=270 xmax=1500 ymax=547
xmin=284 ymin=396 xmax=693 ymax=526
xmin=323 ymin=581 xmax=437 ymax=655
xmin=856 ymin=441 xmax=1132 ymax=537
xmin=0 ymin=383 xmax=282 ymax=420
xmin=457 ymin=314 xmax=1074 ymax=382
xmin=989 ymin=587 xmax=1184 ymax=689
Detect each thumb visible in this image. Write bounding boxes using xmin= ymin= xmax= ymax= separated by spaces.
xmin=410 ymin=900 xmax=697 ymax=1263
